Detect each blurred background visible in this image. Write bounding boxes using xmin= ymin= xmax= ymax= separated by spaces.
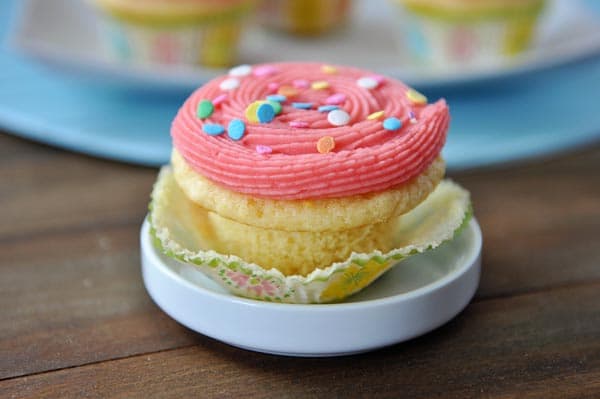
xmin=1 ymin=0 xmax=600 ymax=169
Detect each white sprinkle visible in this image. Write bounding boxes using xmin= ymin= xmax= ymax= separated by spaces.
xmin=357 ymin=76 xmax=379 ymax=89
xmin=327 ymin=109 xmax=350 ymax=126
xmin=228 ymin=64 xmax=252 ymax=77
xmin=256 ymin=145 xmax=273 ymax=154
xmin=219 ymin=77 xmax=240 ymax=91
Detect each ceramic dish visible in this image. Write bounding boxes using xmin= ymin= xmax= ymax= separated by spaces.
xmin=140 ymin=218 xmax=482 ymax=356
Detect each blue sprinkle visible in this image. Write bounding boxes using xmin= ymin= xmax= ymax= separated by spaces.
xmin=203 ymin=123 xmax=225 ymax=135
xmin=227 ymin=119 xmax=245 ymax=141
xmin=257 ymin=103 xmax=275 ymax=123
xmin=266 ymin=94 xmax=286 ymax=102
xmin=292 ymin=102 xmax=313 ymax=110
xmin=383 ymin=117 xmax=403 ymax=131
xmin=318 ymin=105 xmax=339 ymax=113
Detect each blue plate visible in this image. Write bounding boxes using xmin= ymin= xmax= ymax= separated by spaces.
xmin=1 ymin=0 xmax=599 ymax=168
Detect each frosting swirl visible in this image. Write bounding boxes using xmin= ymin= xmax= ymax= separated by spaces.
xmin=172 ymin=62 xmax=449 ymax=200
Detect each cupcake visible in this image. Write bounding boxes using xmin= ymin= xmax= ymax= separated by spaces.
xmin=395 ymin=0 xmax=546 ymax=70
xmin=89 ymin=0 xmax=256 ymax=67
xmin=149 ymin=62 xmax=472 ymax=303
xmin=259 ymin=0 xmax=352 ymax=36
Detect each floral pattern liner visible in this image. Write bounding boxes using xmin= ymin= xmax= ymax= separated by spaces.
xmin=149 ymin=167 xmax=472 ymax=304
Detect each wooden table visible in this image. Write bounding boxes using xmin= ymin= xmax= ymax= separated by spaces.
xmin=1 ymin=132 xmax=599 ymax=398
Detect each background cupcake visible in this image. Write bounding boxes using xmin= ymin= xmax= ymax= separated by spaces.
xmin=89 ymin=0 xmax=256 ymax=67
xmin=394 ymin=0 xmax=546 ymax=70
xmin=259 ymin=0 xmax=352 ymax=36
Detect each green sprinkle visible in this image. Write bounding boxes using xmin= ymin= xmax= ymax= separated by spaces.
xmin=197 ymin=99 xmax=214 ymax=119
xmin=267 ymin=100 xmax=282 ymax=115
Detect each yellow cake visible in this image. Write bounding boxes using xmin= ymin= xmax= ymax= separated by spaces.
xmin=172 ymin=149 xmax=445 ymax=275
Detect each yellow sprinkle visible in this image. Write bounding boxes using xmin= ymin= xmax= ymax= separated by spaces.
xmin=321 ymin=65 xmax=337 ymax=74
xmin=317 ymin=136 xmax=335 ymax=154
xmin=311 ymin=80 xmax=330 ymax=90
xmin=278 ymin=85 xmax=298 ymax=98
xmin=367 ymin=111 xmax=385 ymax=120
xmin=245 ymin=101 xmax=265 ymax=123
xmin=406 ymin=89 xmax=427 ymax=105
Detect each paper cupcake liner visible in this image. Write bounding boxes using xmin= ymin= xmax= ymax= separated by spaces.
xmin=149 ymin=167 xmax=472 ymax=304
xmin=259 ymin=0 xmax=352 ymax=36
xmin=398 ymin=6 xmax=542 ymax=70
xmin=94 ymin=6 xmax=249 ymax=67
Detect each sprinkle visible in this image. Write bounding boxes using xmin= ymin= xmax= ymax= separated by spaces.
xmin=266 ymin=94 xmax=286 ymax=102
xmin=292 ymin=79 xmax=310 ymax=89
xmin=196 ymin=99 xmax=214 ymax=119
xmin=289 ymin=121 xmax=308 ymax=128
xmin=245 ymin=100 xmax=280 ymax=120
xmin=321 ymin=65 xmax=338 ymax=74
xmin=256 ymin=145 xmax=272 ymax=154
xmin=219 ymin=77 xmax=240 ymax=91
xmin=292 ymin=102 xmax=313 ymax=110
xmin=327 ymin=109 xmax=350 ymax=126
xmin=357 ymin=76 xmax=379 ymax=89
xmin=267 ymin=82 xmax=280 ymax=93
xmin=409 ymin=110 xmax=418 ymax=124
xmin=367 ymin=110 xmax=385 ymax=120
xmin=245 ymin=101 xmax=264 ymax=123
xmin=318 ymin=105 xmax=339 ymax=112
xmin=311 ymin=80 xmax=330 ymax=90
xmin=267 ymin=100 xmax=282 ymax=115
xmin=406 ymin=89 xmax=427 ymax=105
xmin=228 ymin=64 xmax=252 ymax=77
xmin=257 ymin=102 xmax=275 ymax=123
xmin=383 ymin=117 xmax=402 ymax=131
xmin=227 ymin=119 xmax=245 ymax=140
xmin=278 ymin=85 xmax=298 ymax=97
xmin=317 ymin=136 xmax=335 ymax=154
xmin=253 ymin=65 xmax=278 ymax=77
xmin=212 ymin=93 xmax=227 ymax=106
xmin=325 ymin=93 xmax=346 ymax=105
xmin=202 ymin=123 xmax=225 ymax=135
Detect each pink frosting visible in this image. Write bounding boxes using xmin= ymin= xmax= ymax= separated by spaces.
xmin=172 ymin=62 xmax=449 ymax=200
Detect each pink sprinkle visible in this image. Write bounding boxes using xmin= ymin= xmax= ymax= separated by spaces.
xmin=212 ymin=93 xmax=227 ymax=106
xmin=256 ymin=145 xmax=273 ymax=154
xmin=371 ymin=74 xmax=386 ymax=84
xmin=292 ymin=79 xmax=310 ymax=89
xmin=325 ymin=93 xmax=347 ymax=105
xmin=267 ymin=82 xmax=280 ymax=93
xmin=289 ymin=121 xmax=309 ymax=128
xmin=253 ymin=65 xmax=278 ymax=77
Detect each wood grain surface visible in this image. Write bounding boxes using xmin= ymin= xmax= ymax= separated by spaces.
xmin=1 ymin=133 xmax=599 ymax=398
